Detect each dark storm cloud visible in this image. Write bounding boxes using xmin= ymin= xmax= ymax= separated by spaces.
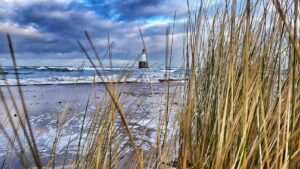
xmin=99 ymin=0 xmax=166 ymax=21
xmin=0 ymin=1 xmax=122 ymax=54
xmin=0 ymin=0 xmax=187 ymax=66
xmin=70 ymin=0 xmax=168 ymax=21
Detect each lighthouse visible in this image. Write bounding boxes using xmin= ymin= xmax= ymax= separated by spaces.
xmin=138 ymin=28 xmax=149 ymax=68
xmin=139 ymin=48 xmax=149 ymax=68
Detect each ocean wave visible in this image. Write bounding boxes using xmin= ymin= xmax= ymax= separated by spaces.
xmin=35 ymin=66 xmax=77 ymax=72
xmin=3 ymin=66 xmax=181 ymax=72
xmin=160 ymin=69 xmax=177 ymax=73
xmin=36 ymin=66 xmax=48 ymax=70
xmin=26 ymin=66 xmax=132 ymax=72
xmin=0 ymin=71 xmax=34 ymax=75
xmin=0 ymin=66 xmax=186 ymax=85
xmin=0 ymin=75 xmax=165 ymax=85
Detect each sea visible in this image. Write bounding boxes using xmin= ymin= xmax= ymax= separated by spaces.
xmin=0 ymin=66 xmax=186 ymax=85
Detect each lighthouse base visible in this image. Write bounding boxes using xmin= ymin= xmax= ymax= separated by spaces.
xmin=139 ymin=61 xmax=149 ymax=68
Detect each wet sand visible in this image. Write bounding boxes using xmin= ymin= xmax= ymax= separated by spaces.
xmin=0 ymin=82 xmax=181 ymax=168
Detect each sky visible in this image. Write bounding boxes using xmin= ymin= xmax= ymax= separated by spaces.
xmin=0 ymin=0 xmax=192 ymax=67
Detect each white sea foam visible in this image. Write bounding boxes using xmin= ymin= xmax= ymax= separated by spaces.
xmin=0 ymin=75 xmax=168 ymax=85
xmin=36 ymin=66 xmax=48 ymax=70
xmin=34 ymin=66 xmax=130 ymax=71
xmin=0 ymin=76 xmax=139 ymax=85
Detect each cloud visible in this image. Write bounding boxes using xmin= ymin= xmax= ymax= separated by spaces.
xmin=89 ymin=0 xmax=187 ymax=21
xmin=0 ymin=0 xmax=187 ymax=67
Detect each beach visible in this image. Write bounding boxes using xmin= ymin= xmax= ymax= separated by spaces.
xmin=1 ymin=0 xmax=300 ymax=168
xmin=0 ymin=82 xmax=181 ymax=168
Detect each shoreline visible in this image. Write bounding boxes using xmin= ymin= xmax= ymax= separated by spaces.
xmin=0 ymin=78 xmax=187 ymax=87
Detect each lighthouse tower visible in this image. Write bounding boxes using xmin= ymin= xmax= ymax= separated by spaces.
xmin=139 ymin=48 xmax=149 ymax=68
xmin=138 ymin=28 xmax=149 ymax=68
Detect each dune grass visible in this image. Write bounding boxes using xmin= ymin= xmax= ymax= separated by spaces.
xmin=174 ymin=0 xmax=300 ymax=168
